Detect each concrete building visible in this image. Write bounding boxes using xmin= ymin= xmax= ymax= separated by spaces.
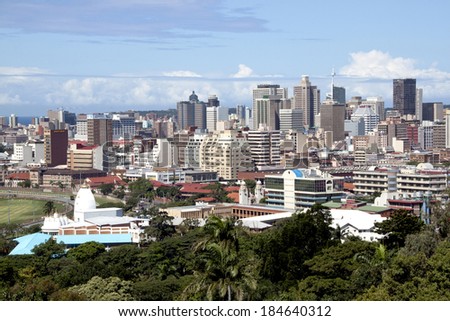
xmin=44 ymin=129 xmax=68 ymax=167
xmin=184 ymin=130 xmax=208 ymax=168
xmin=393 ymin=78 xmax=416 ymax=116
xmin=67 ymin=142 xmax=103 ymax=170
xmin=319 ymin=100 xmax=345 ymax=142
xmin=293 ymin=75 xmax=321 ymax=129
xmin=199 ymin=130 xmax=254 ymax=180
xmin=87 ymin=114 xmax=112 ymax=146
xmin=246 ymin=127 xmax=281 ymax=168
xmin=422 ymin=102 xmax=444 ymax=122
xmin=264 ymin=168 xmax=345 ymax=209
xmin=112 ymin=114 xmax=136 ymax=140
xmin=351 ymin=105 xmax=380 ymax=135
xmin=279 ymin=108 xmax=304 ymax=132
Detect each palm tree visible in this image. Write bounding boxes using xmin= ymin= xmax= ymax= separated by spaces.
xmin=43 ymin=201 xmax=56 ymax=216
xmin=182 ymin=215 xmax=258 ymax=300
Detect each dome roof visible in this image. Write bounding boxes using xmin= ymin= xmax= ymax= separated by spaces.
xmin=74 ymin=185 xmax=96 ymax=214
xmin=416 ymin=162 xmax=434 ymax=170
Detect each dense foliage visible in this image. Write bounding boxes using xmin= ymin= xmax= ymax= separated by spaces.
xmin=0 ymin=206 xmax=449 ymax=301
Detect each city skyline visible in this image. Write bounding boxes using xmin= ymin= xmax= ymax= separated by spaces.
xmin=1 ymin=0 xmax=450 ymax=115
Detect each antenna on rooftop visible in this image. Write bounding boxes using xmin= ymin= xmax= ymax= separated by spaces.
xmin=331 ymin=67 xmax=336 ymax=101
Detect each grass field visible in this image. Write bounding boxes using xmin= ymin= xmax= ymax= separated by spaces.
xmin=0 ymin=198 xmax=67 ymax=225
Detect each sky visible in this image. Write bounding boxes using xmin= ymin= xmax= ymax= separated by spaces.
xmin=1 ymin=0 xmax=450 ymax=116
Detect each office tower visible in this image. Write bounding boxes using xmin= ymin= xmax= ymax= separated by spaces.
xmin=416 ymin=88 xmax=423 ymax=121
xmin=363 ymin=97 xmax=385 ymax=121
xmin=253 ymin=96 xmax=288 ymax=131
xmin=199 ymin=130 xmax=254 ymax=180
xmin=0 ymin=116 xmax=7 ymax=127
xmin=44 ymin=129 xmax=68 ymax=167
xmin=176 ymin=91 xmax=207 ymax=130
xmin=184 ymin=129 xmax=208 ymax=168
xmin=9 ymin=114 xmax=18 ymax=128
xmin=433 ymin=122 xmax=446 ymax=149
xmin=236 ymin=105 xmax=246 ymax=124
xmin=75 ymin=114 xmax=88 ymax=141
xmin=252 ymin=84 xmax=287 ymax=106
xmin=206 ymin=106 xmax=218 ymax=132
xmin=247 ymin=128 xmax=281 ymax=168
xmin=153 ymin=119 xmax=174 ymax=139
xmin=445 ymin=110 xmax=450 ymax=148
xmin=279 ymin=108 xmax=303 ymax=132
xmin=67 ymin=142 xmax=103 ymax=170
xmin=422 ymin=102 xmax=444 ymax=122
xmin=293 ymin=75 xmax=321 ymax=129
xmin=245 ymin=107 xmax=253 ymax=129
xmin=87 ymin=115 xmax=113 ymax=146
xmin=112 ymin=114 xmax=136 ymax=140
xmin=351 ymin=105 xmax=380 ymax=135
xmin=207 ymin=95 xmax=220 ymax=107
xmin=393 ymin=78 xmax=416 ymax=116
xmin=332 ymin=86 xmax=346 ymax=105
xmin=319 ymin=100 xmax=345 ymax=142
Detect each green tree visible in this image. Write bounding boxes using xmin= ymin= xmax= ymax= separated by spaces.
xmin=98 ymin=183 xmax=114 ymax=195
xmin=207 ymin=182 xmax=232 ymax=202
xmin=144 ymin=211 xmax=176 ymax=242
xmin=42 ymin=201 xmax=56 ymax=216
xmin=32 ymin=239 xmax=66 ymax=259
xmin=69 ymin=276 xmax=134 ymax=301
xmin=66 ymin=241 xmax=106 ymax=263
xmin=182 ymin=216 xmax=257 ymax=300
xmin=374 ymin=209 xmax=424 ymax=249
xmin=257 ymin=204 xmax=335 ymax=285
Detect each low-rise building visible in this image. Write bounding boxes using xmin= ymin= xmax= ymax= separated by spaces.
xmin=264 ymin=168 xmax=345 ymax=210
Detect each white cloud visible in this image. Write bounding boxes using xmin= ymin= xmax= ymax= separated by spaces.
xmin=232 ymin=64 xmax=254 ymax=78
xmin=162 ymin=70 xmax=202 ymax=78
xmin=0 ymin=66 xmax=49 ymax=76
xmin=340 ymin=50 xmax=450 ymax=80
xmin=0 ymin=93 xmax=24 ymax=105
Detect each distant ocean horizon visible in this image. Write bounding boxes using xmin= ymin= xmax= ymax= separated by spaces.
xmin=17 ymin=116 xmax=37 ymax=126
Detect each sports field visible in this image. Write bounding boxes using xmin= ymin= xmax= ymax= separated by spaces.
xmin=0 ymin=198 xmax=67 ymax=225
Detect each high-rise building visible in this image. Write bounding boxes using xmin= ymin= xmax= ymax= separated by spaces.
xmin=112 ymin=114 xmax=136 ymax=140
xmin=199 ymin=130 xmax=254 ymax=180
xmin=332 ymin=86 xmax=346 ymax=105
xmin=252 ymin=84 xmax=287 ymax=130
xmin=319 ymin=100 xmax=345 ymax=142
xmin=253 ymin=95 xmax=287 ymax=131
xmin=9 ymin=114 xmax=18 ymax=128
xmin=206 ymin=106 xmax=218 ymax=132
xmin=393 ymin=78 xmax=416 ymax=116
xmin=176 ymin=91 xmax=207 ymax=130
xmin=44 ymin=129 xmax=68 ymax=167
xmin=207 ymin=95 xmax=220 ymax=107
xmin=416 ymin=88 xmax=423 ymax=121
xmin=351 ymin=105 xmax=380 ymax=135
xmin=87 ymin=115 xmax=113 ymax=146
xmin=75 ymin=114 xmax=88 ymax=141
xmin=445 ymin=110 xmax=450 ymax=148
xmin=422 ymin=102 xmax=444 ymax=122
xmin=293 ymin=76 xmax=320 ymax=129
xmin=247 ymin=128 xmax=281 ymax=168
xmin=363 ymin=97 xmax=385 ymax=121
xmin=279 ymin=108 xmax=303 ymax=132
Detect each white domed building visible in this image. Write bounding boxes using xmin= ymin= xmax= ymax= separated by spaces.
xmin=41 ymin=184 xmax=145 ymax=244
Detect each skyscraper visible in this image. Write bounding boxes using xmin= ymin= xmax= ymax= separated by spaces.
xmin=293 ymin=76 xmax=320 ymax=129
xmin=44 ymin=129 xmax=68 ymax=167
xmin=87 ymin=115 xmax=113 ymax=146
xmin=176 ymin=91 xmax=207 ymax=130
xmin=319 ymin=100 xmax=345 ymax=142
xmin=393 ymin=78 xmax=416 ymax=116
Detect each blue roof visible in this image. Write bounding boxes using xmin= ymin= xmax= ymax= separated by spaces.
xmin=56 ymin=234 xmax=133 ymax=245
xmin=9 ymin=233 xmax=51 ymax=255
xmin=292 ymin=169 xmax=304 ymax=178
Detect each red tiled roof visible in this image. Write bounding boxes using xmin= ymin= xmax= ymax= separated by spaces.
xmin=227 ymin=192 xmax=239 ymax=203
xmin=6 ymin=172 xmax=30 ymax=180
xmin=179 ymin=183 xmax=212 ymax=194
xmin=86 ymin=175 xmax=127 ymax=187
xmin=224 ymin=186 xmax=240 ymax=192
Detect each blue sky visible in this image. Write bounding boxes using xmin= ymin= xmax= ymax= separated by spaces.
xmin=1 ymin=0 xmax=450 ymax=116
